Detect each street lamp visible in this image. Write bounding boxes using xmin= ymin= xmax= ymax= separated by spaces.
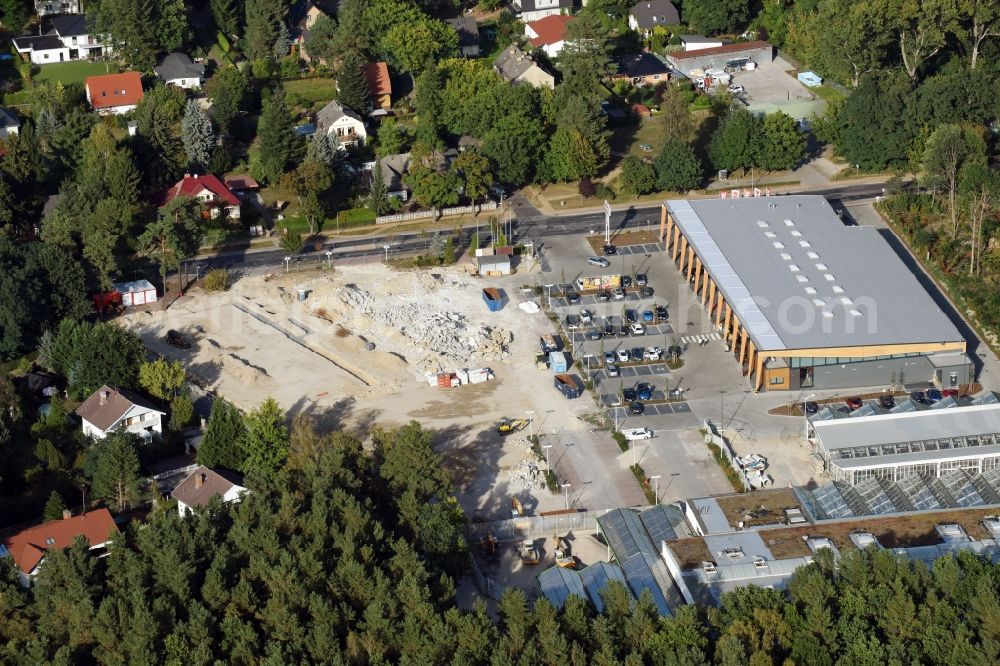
xmin=526 ymin=411 xmax=535 ymax=438
xmin=560 ymin=483 xmax=571 ymax=511
xmin=803 ymin=393 xmax=816 ymax=441
xmin=325 ymin=250 xmax=333 ymax=269
xmin=542 ymin=444 xmax=552 ymax=470
xmin=284 ymin=256 xmax=291 ymax=273
xmin=720 ymin=390 xmax=726 ymax=431
xmin=650 ymin=475 xmax=661 ymax=504
xmin=383 ymin=245 xmax=390 ymax=262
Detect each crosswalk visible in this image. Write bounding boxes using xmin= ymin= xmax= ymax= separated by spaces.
xmin=679 ymin=332 xmax=722 ymax=344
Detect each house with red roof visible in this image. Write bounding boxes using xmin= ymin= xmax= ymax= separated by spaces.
xmin=84 ymin=71 xmax=143 ymax=115
xmin=164 ymin=173 xmax=242 ymax=220
xmin=4 ymin=509 xmax=118 ymax=587
xmin=525 ymin=14 xmax=573 ymax=58
xmin=363 ymin=62 xmax=392 ymax=111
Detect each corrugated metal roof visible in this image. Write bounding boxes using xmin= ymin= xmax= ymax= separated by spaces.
xmin=815 ymin=403 xmax=1000 ymax=451
xmin=597 ymin=508 xmax=659 ymax=560
xmin=578 ymin=561 xmax=627 ymax=613
xmin=536 ymin=566 xmax=587 ymax=609
xmin=620 ymin=552 xmax=680 ymax=616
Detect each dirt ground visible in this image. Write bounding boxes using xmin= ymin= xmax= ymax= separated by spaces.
xmin=125 ymin=263 xmax=598 ymax=520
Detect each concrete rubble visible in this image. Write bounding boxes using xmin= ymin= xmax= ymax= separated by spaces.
xmin=508 ymin=458 xmax=544 ymax=492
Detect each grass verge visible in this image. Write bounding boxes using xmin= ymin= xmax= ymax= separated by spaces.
xmin=630 ymin=464 xmax=656 ymax=504
xmin=706 ymin=441 xmax=746 ymax=493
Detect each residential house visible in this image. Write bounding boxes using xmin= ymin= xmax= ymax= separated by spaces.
xmin=368 ymin=153 xmax=412 ymax=201
xmin=510 ymin=0 xmax=575 ymax=23
xmin=4 ymin=509 xmax=118 ymax=587
xmin=316 ymin=99 xmax=367 ymax=147
xmin=164 ymin=173 xmax=242 ymax=219
xmin=0 ymin=108 xmax=19 ymax=140
xmin=84 ymin=71 xmax=143 ymax=115
xmin=292 ymin=0 xmax=329 ymax=62
xmin=446 ymin=16 xmax=481 ymax=57
xmin=363 ymin=62 xmax=392 ymax=111
xmin=526 ymin=14 xmax=572 ymax=58
xmin=614 ymin=53 xmax=671 ymax=86
xmin=224 ymin=175 xmax=260 ymax=200
xmin=13 ymin=14 xmax=109 ymax=64
xmin=680 ymin=35 xmax=724 ymax=51
xmin=76 ymin=385 xmax=165 ymax=443
xmin=628 ymin=0 xmax=680 ymax=36
xmin=35 ymin=0 xmax=80 ymax=16
xmin=494 ymin=45 xmax=555 ymax=89
xmin=154 ymin=52 xmax=205 ymax=89
xmin=172 ymin=466 xmax=247 ymax=517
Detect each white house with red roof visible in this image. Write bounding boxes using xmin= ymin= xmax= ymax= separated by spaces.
xmin=525 ymin=14 xmax=573 ymax=58
xmin=164 ymin=173 xmax=242 ymax=219
xmin=84 ymin=71 xmax=143 ymax=115
xmin=4 ymin=509 xmax=118 ymax=587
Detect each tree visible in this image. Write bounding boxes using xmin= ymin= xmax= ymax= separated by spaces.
xmin=133 ymin=84 xmax=186 ymax=193
xmin=273 ymin=22 xmax=291 ymax=59
xmin=657 ymin=84 xmax=695 ymax=142
xmin=141 ymin=197 xmax=203 ymax=294
xmin=759 ymin=112 xmax=806 ymax=171
xmin=369 ymin=162 xmax=395 ymax=215
xmin=794 ymin=0 xmax=893 ymax=87
xmin=919 ymin=124 xmax=986 ymax=237
xmin=38 ymin=320 xmax=147 ymax=398
xmin=92 ymin=0 xmax=157 ymax=70
xmin=337 ymin=51 xmax=370 ymax=113
xmin=414 ymin=65 xmax=445 ymax=150
xmin=454 ymin=149 xmax=493 ymax=208
xmin=91 ymin=431 xmax=142 ymax=512
xmin=685 ymin=0 xmax=751 ymax=35
xmin=558 ymin=12 xmax=613 ymax=102
xmin=654 ymin=139 xmax=703 ymax=191
xmin=43 ymin=491 xmax=67 ymax=522
xmin=407 ymin=166 xmax=460 ymax=216
xmin=956 ymin=0 xmax=1000 ymax=69
xmin=279 ymin=228 xmax=304 ymax=254
xmin=154 ymin=0 xmax=190 ymax=52
xmin=241 ymin=398 xmax=288 ymax=479
xmin=181 ymin=100 xmax=215 ymax=172
xmin=307 ymin=132 xmax=339 ymax=168
xmin=376 ymin=118 xmax=408 ymax=157
xmin=303 ymin=14 xmax=338 ymax=63
xmin=205 ymin=67 xmax=248 ymax=134
xmin=169 ymin=393 xmax=195 ymax=431
xmin=959 ymin=160 xmax=1000 ymax=276
xmin=243 ymin=0 xmax=285 ymax=60
xmin=0 ymin=0 xmax=31 ymax=34
xmin=890 ymin=0 xmax=958 ymax=82
xmin=708 ymin=107 xmax=763 ymax=173
xmin=254 ymin=88 xmax=304 ymax=183
xmin=837 ymin=72 xmax=915 ymax=170
xmin=197 ymin=399 xmax=246 ymax=470
xmin=210 ymin=0 xmax=243 ymax=38
xmin=620 ymin=156 xmax=657 ymax=195
xmin=542 ymin=128 xmax=601 ymax=182
xmin=279 ymin=159 xmax=333 ymax=235
xmin=331 ymin=0 xmax=368 ymax=55
xmin=482 ymin=114 xmax=546 ymax=186
xmin=139 ymin=358 xmax=186 ymax=400
xmin=382 ymin=18 xmax=459 ymax=73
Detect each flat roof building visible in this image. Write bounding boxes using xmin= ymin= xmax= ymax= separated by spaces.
xmin=660 ymin=196 xmax=969 ymax=391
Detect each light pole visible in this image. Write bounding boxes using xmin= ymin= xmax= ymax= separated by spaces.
xmin=325 ymin=250 xmax=333 ymax=269
xmin=803 ymin=393 xmax=816 ymax=441
xmin=650 ymin=475 xmax=661 ymax=504
xmin=542 ymin=444 xmax=551 ymax=470
xmin=526 ymin=411 xmax=535 ymax=438
xmin=720 ymin=390 xmax=726 ymax=430
xmin=561 ymin=483 xmax=571 ymax=510
xmin=284 ymin=256 xmax=291 ymax=274
xmin=383 ymin=244 xmax=390 ymax=262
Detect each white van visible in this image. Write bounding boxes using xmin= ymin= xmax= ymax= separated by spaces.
xmin=622 ymin=428 xmax=653 ymax=441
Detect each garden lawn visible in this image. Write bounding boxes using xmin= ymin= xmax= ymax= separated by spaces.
xmin=34 ymin=61 xmax=115 ymax=85
xmin=284 ymin=77 xmax=339 ymax=110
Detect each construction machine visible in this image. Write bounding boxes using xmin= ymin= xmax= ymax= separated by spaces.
xmin=511 ymin=497 xmax=524 ymax=518
xmin=479 ymin=532 xmax=498 ymax=557
xmin=519 ymin=539 xmax=540 ymax=565
xmin=498 ymin=418 xmax=529 ymax=435
xmin=552 ymin=535 xmax=576 ymax=569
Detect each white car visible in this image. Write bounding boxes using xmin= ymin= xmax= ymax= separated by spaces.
xmin=629 ymin=323 xmax=645 ymax=336
xmin=644 ymin=346 xmax=663 ymax=361
xmin=616 ymin=349 xmax=631 ymax=363
xmin=612 ymin=288 xmax=625 ymax=300
xmin=622 ymin=427 xmax=653 ymax=441
xmin=580 ymin=309 xmax=593 ymax=324
xmin=728 ymin=84 xmax=745 ymax=94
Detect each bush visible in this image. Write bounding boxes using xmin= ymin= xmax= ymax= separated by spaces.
xmin=612 ymin=430 xmax=629 ymax=452
xmin=594 ymin=183 xmax=614 ymax=200
xmin=336 ymin=208 xmax=377 ymax=227
xmin=578 ymin=177 xmax=596 ymax=198
xmin=202 ymin=268 xmax=229 ymax=292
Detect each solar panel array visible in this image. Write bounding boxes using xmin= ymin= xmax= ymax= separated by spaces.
xmin=537 ymin=566 xmax=588 ymax=610
xmin=578 ymin=561 xmax=628 ymax=613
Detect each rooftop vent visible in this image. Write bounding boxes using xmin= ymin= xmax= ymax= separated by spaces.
xmin=805 ymin=287 xmax=817 ymax=295
xmin=824 ymin=274 xmax=835 ymax=281
xmin=753 ymin=558 xmax=769 ymax=569
xmin=772 ymin=241 xmax=784 ymax=249
xmin=702 ymin=561 xmax=718 ymax=573
xmin=722 ymin=547 xmax=745 ymax=560
xmin=784 ymin=219 xmax=794 ymax=226
xmin=799 ymin=240 xmax=811 ymax=248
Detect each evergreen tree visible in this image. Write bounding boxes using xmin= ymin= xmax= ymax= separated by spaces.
xmin=205 ymin=67 xmax=248 ymax=134
xmin=43 ymin=491 xmax=67 ymax=522
xmin=240 ymin=398 xmax=289 ymax=480
xmin=254 ymin=88 xmax=305 ymax=183
xmin=181 ymin=99 xmax=216 ymax=172
xmin=197 ymin=399 xmax=247 ymax=470
xmin=273 ymin=23 xmax=292 ymax=59
xmin=154 ymin=0 xmax=190 ymax=52
xmin=370 ymin=161 xmax=394 ymax=214
xmin=133 ymin=85 xmax=187 ymax=193
xmin=303 ymin=14 xmax=338 ymax=63
xmin=141 ymin=196 xmax=203 ymax=293
xmin=244 ymin=0 xmax=285 ymax=60
xmin=93 ymin=0 xmax=158 ymax=70
xmin=306 ymin=132 xmax=338 ymax=168
xmin=90 ymin=431 xmax=142 ymax=512
xmin=210 ymin=0 xmax=244 ymax=37
xmin=414 ymin=65 xmax=444 ymax=150
xmin=332 ymin=0 xmax=368 ymax=54
xmin=336 ymin=51 xmax=370 ymax=113
xmin=168 ymin=392 xmax=195 ymax=431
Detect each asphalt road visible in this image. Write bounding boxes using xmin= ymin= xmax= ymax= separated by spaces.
xmin=190 ymin=182 xmax=892 ymax=273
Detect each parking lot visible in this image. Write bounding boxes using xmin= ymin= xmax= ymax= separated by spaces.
xmin=730 ymin=56 xmax=827 ymax=118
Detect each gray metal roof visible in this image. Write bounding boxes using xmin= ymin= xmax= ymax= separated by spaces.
xmin=597 ymin=508 xmax=659 ymax=560
xmin=154 ymin=52 xmax=205 ymax=82
xmin=638 ymin=504 xmax=685 ymax=545
xmin=536 ymin=566 xmax=587 ymax=609
xmin=620 ymin=552 xmax=681 ymax=616
xmin=815 ymin=403 xmax=1000 ymax=451
xmin=664 ymin=196 xmax=965 ymax=352
xmin=578 ymin=562 xmax=627 ymax=613
xmin=689 ymin=497 xmax=733 ymax=535
xmin=630 ymin=0 xmax=680 ymax=29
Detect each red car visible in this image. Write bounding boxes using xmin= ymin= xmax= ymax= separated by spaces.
xmin=846 ymin=397 xmax=864 ymax=410
xmin=942 ymin=388 xmax=960 ymax=399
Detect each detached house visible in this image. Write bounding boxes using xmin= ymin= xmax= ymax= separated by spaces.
xmin=510 ymin=0 xmax=575 ymax=23
xmin=316 ymin=99 xmax=367 ymax=147
xmin=154 ymin=52 xmax=205 ymax=89
xmin=0 ymin=108 xmax=19 ymax=140
xmin=4 ymin=509 xmax=118 ymax=587
xmin=13 ymin=14 xmax=110 ymax=64
xmin=35 ymin=0 xmax=80 ymax=16
xmin=363 ymin=62 xmax=392 ymax=111
xmin=84 ymin=71 xmax=143 ymax=115
xmin=446 ymin=17 xmax=481 ymax=57
xmin=172 ymin=466 xmax=247 ymax=517
xmin=76 ymin=385 xmax=165 ymax=443
xmin=526 ymin=14 xmax=573 ymax=58
xmin=367 ymin=152 xmax=412 ymax=201
xmin=164 ymin=173 xmax=242 ymax=219
xmin=494 ymin=45 xmax=555 ymax=89
xmin=628 ymin=0 xmax=680 ymax=36
xmin=614 ymin=53 xmax=672 ymax=86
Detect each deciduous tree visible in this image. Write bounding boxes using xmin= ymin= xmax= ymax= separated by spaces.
xmin=684 ymin=0 xmax=751 ymax=36
xmin=654 ymin=139 xmax=703 ymax=191
xmin=141 ymin=197 xmax=203 ymax=293
xmin=708 ymin=107 xmax=762 ymax=173
xmin=454 ymin=149 xmax=493 ymax=208
xmin=139 ymin=358 xmax=186 ymax=400
xmin=919 ymin=123 xmax=986 ymax=237
xmin=620 ymin=156 xmax=657 ymax=195
xmin=759 ymin=112 xmax=806 ymax=171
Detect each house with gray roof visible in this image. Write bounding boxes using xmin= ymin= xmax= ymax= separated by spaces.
xmin=368 ymin=153 xmax=412 ymax=201
xmin=446 ymin=16 xmax=480 ymax=57
xmin=493 ymin=45 xmax=555 ymax=89
xmin=154 ymin=52 xmax=205 ymax=89
xmin=316 ymin=99 xmax=366 ymax=147
xmin=12 ymin=13 xmax=109 ymax=64
xmin=0 ymin=108 xmax=19 ymax=140
xmin=628 ymin=0 xmax=680 ymax=36
xmin=510 ymin=0 xmax=575 ymax=23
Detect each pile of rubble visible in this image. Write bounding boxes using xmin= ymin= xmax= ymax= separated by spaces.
xmin=508 ymin=458 xmax=544 ymax=492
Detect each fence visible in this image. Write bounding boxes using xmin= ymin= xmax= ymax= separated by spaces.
xmin=469 ymin=556 xmax=510 ymax=602
xmin=376 ymin=201 xmax=498 ymax=225
xmin=466 ymin=508 xmax=614 ymax=543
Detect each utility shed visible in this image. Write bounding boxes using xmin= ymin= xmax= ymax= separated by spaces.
xmin=477 ymin=255 xmax=511 ymax=276
xmin=113 ymin=279 xmax=158 ymax=307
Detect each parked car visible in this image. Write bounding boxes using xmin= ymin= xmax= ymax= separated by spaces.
xmin=604 ymin=351 xmax=616 ymax=365
xmin=588 ymin=256 xmax=611 ymax=268
xmin=612 ymin=287 xmax=625 ymax=300
xmin=566 ymin=291 xmax=580 ymax=304
xmin=642 ymin=310 xmax=654 ymax=322
xmin=845 ymin=397 xmax=864 ymax=410
xmin=911 ymin=390 xmax=927 ymax=403
xmin=622 ymin=276 xmax=633 ymax=288
xmin=640 ymin=286 xmax=654 ymax=297
xmin=616 ymin=349 xmax=631 ymax=363
xmin=943 ymin=388 xmax=960 ymax=399
xmin=878 ymin=395 xmax=895 ymax=409
xmin=580 ymin=309 xmax=593 ymax=324
xmin=603 ymin=320 xmax=614 ymax=335
xmin=631 ymin=347 xmax=645 ymax=362
xmin=597 ymin=290 xmax=610 ymax=302
xmin=565 ymin=314 xmax=581 ymax=329
xmin=636 ymin=273 xmax=648 ymax=286
xmin=926 ymin=389 xmax=943 ymax=403
xmin=628 ymin=401 xmax=645 ymax=415
xmin=644 ymin=346 xmax=662 ymax=361
xmin=622 ymin=427 xmax=653 ymax=440
xmin=603 ymin=244 xmax=617 ymax=255
xmin=635 ymin=383 xmax=654 ymax=400
xmin=655 ymin=305 xmax=668 ymax=319
xmin=166 ymin=329 xmax=190 ymax=350
xmin=625 ymin=309 xmax=637 ymax=323
xmin=804 ymin=401 xmax=819 ymax=415
xmin=622 ymin=387 xmax=637 ymax=402
xmin=606 ymin=364 xmax=620 ymax=377
xmin=585 ymin=329 xmax=602 ymax=340
xmin=630 ymin=323 xmax=645 ymax=336
xmin=619 ymin=324 xmax=630 ymax=336
xmin=728 ymin=84 xmax=745 ymax=94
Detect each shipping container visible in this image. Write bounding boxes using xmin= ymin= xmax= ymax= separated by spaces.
xmin=539 ymin=334 xmax=560 ymax=352
xmin=482 ymin=287 xmax=504 ymax=312
xmin=553 ymin=374 xmax=583 ymax=399
xmin=549 ymin=351 xmax=568 ymax=373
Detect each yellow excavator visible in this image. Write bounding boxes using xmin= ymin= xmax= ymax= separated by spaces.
xmin=497 ymin=418 xmax=529 ymax=435
xmin=553 ymin=535 xmax=576 ymax=569
xmin=519 ymin=539 xmax=540 ymax=565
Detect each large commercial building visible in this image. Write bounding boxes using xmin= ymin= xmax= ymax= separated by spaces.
xmin=659 ymin=196 xmax=970 ymax=391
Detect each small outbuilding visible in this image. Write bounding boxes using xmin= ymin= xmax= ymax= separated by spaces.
xmin=113 ymin=279 xmax=158 ymax=307
xmin=797 ymin=71 xmax=823 ymax=87
xmin=477 ymin=255 xmax=511 ymax=277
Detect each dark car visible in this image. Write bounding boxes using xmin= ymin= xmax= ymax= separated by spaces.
xmin=878 ymin=395 xmax=895 ymax=409
xmin=166 ymin=329 xmax=190 ymax=350
xmin=845 ymin=396 xmax=864 ymax=410
xmin=566 ymin=291 xmax=581 ymax=304
xmin=911 ymin=390 xmax=927 ymax=403
xmin=623 ymin=388 xmax=637 ymax=402
xmin=565 ymin=314 xmax=581 ymax=329
xmin=625 ymin=309 xmax=637 ymax=323
xmin=603 ymin=244 xmax=617 ymax=255
xmin=926 ymin=389 xmax=943 ymax=403
xmin=619 ymin=325 xmax=630 ymax=336
xmin=622 ymin=276 xmax=633 ymax=288
xmin=603 ymin=320 xmax=614 ymax=335
xmin=606 ymin=364 xmax=620 ymax=377
xmin=628 ymin=401 xmax=645 ymax=415
xmin=597 ymin=290 xmax=611 ymax=302
xmin=586 ymin=329 xmax=603 ymax=340
xmin=631 ymin=347 xmax=645 ymax=362
xmin=640 ymin=286 xmax=654 ymax=298
xmin=805 ymin=401 xmax=819 ymax=414
xmin=635 ymin=383 xmax=654 ymax=400
xmin=655 ymin=305 xmax=668 ymax=320
xmin=636 ymin=273 xmax=648 ymax=286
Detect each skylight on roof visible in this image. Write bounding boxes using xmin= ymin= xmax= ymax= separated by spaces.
xmin=772 ymin=241 xmax=784 ymax=249
xmin=791 ymin=230 xmax=802 ymax=237
xmin=812 ymin=299 xmax=825 ymax=307
xmin=832 ymin=285 xmax=844 ymax=294
xmin=784 ymin=219 xmax=794 ymax=226
xmin=840 ymin=297 xmax=852 ymax=305
xmin=824 ymin=274 xmax=835 ymax=281
xmin=850 ymin=310 xmax=862 ymax=317
xmin=815 ymin=263 xmax=827 ymax=270
xmin=822 ymin=311 xmax=834 ymax=318
xmin=796 ymin=275 xmax=809 ymax=283
xmin=780 ymin=253 xmax=792 ymax=260
xmin=805 ymin=287 xmax=817 ymax=295
xmin=765 ymin=231 xmax=777 ymax=238
xmin=756 ymin=220 xmax=768 ymax=228
xmin=807 ymin=252 xmax=819 ymax=259
xmin=799 ymin=240 xmax=811 ymax=247
xmin=789 ymin=264 xmax=800 ymax=272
